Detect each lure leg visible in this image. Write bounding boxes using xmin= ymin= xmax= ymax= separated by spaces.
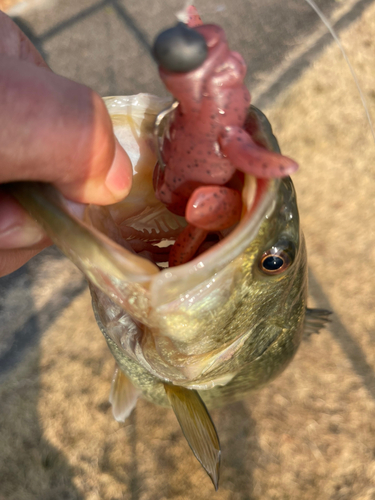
xmin=219 ymin=126 xmax=298 ymax=178
xmin=169 ymin=224 xmax=208 ymax=267
xmin=186 ymin=186 xmax=242 ymax=231
xmin=169 ymin=186 xmax=241 ymax=266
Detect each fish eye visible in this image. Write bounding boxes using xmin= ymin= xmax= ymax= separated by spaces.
xmin=259 ymin=241 xmax=295 ymax=275
xmin=153 ymin=22 xmax=208 ymax=73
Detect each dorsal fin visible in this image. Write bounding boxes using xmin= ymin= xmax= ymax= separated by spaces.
xmin=109 ymin=366 xmax=140 ymax=422
xmin=164 ymin=383 xmax=221 ymax=490
xmin=304 ymin=308 xmax=332 ymax=337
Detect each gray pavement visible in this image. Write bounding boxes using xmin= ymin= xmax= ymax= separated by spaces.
xmin=9 ymin=0 xmax=342 ymax=97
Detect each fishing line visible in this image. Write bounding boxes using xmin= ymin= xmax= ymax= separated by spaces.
xmin=304 ymin=0 xmax=375 ymax=143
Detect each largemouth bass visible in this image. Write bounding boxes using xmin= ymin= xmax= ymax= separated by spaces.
xmin=8 ymin=13 xmax=330 ymax=490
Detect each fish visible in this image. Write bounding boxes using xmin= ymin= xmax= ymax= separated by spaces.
xmin=7 ymin=10 xmax=331 ymax=490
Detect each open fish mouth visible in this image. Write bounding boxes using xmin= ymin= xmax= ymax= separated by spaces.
xmin=8 ymin=93 xmax=282 ymax=388
xmin=91 ymin=94 xmax=280 ymax=288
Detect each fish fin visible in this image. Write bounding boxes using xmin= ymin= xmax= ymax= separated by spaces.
xmin=164 ymin=384 xmax=221 ymax=490
xmin=304 ymin=308 xmax=332 ymax=338
xmin=109 ymin=366 xmax=140 ymax=422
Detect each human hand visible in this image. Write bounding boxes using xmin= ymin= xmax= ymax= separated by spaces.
xmin=0 ymin=11 xmax=133 ymax=276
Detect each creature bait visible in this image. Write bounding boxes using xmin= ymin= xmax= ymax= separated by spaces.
xmin=8 ymin=9 xmax=330 ymax=490
xmin=153 ymin=19 xmax=298 ymax=267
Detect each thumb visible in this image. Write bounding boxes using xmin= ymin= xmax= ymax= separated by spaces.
xmin=0 ymin=56 xmax=132 ymax=205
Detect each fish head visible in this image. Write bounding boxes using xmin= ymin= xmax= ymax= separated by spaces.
xmin=87 ymin=95 xmax=307 ymax=398
xmin=11 ymin=95 xmax=306 ymax=405
xmin=11 ymin=94 xmax=307 ymax=404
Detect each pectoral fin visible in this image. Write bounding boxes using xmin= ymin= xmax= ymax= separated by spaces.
xmin=109 ymin=367 xmax=140 ymax=422
xmin=304 ymin=308 xmax=332 ymax=337
xmin=164 ymin=384 xmax=221 ymax=490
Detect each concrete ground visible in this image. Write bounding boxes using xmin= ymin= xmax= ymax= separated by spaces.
xmin=1 ymin=0 xmax=375 ymax=499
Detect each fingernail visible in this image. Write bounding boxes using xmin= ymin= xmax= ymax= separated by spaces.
xmin=0 ymin=224 xmax=45 ymax=249
xmin=104 ymin=139 xmax=133 ymax=200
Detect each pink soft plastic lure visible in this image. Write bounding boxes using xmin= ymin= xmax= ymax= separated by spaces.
xmin=153 ymin=7 xmax=298 ymax=266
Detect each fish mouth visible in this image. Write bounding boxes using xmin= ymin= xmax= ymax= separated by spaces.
xmin=93 ymin=174 xmax=263 ymax=269
xmin=84 ymin=95 xmax=280 ymax=307
xmin=88 ymin=95 xmax=281 ymax=388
